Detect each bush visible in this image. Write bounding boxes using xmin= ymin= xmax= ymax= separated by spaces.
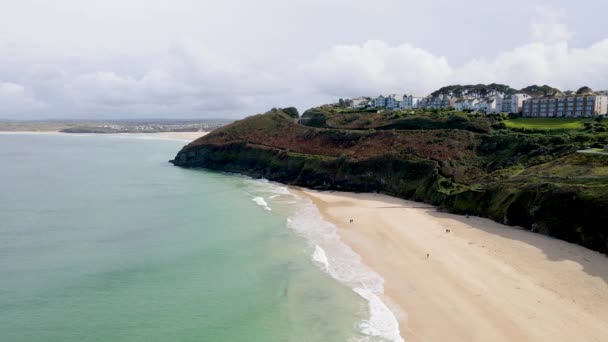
xmin=282 ymin=107 xmax=300 ymax=119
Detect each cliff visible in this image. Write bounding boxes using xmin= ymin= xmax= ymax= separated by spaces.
xmin=172 ymin=107 xmax=608 ymax=254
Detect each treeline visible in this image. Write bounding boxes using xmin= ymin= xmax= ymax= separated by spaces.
xmin=430 ymin=83 xmax=567 ymax=97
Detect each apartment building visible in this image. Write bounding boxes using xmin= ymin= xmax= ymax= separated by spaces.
xmin=498 ymin=94 xmax=531 ymax=114
xmin=523 ymin=95 xmax=608 ymax=117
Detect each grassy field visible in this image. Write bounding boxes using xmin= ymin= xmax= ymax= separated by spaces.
xmin=503 ymin=118 xmax=587 ymax=130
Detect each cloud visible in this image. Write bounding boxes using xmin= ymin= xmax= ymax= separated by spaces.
xmin=530 ymin=6 xmax=574 ymax=43
xmin=300 ymin=40 xmax=451 ymax=97
xmin=0 ymin=3 xmax=607 ymax=119
xmin=455 ymin=40 xmax=608 ymax=90
xmin=0 ymin=82 xmax=47 ymax=116
xmin=304 ymin=36 xmax=608 ymax=98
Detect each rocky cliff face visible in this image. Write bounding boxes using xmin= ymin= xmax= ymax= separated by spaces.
xmin=172 ymin=108 xmax=608 ymax=254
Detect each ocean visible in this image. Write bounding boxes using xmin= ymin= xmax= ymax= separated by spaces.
xmin=0 ymin=133 xmax=401 ymax=342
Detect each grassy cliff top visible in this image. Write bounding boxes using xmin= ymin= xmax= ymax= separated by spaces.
xmin=186 ymin=107 xmax=608 ymax=186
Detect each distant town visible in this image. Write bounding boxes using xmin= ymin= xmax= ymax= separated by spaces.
xmin=337 ymin=84 xmax=608 ymax=118
xmin=0 ymin=119 xmax=231 ymax=134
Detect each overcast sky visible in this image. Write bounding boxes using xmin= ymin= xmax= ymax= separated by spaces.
xmin=1 ymin=0 xmax=608 ymax=119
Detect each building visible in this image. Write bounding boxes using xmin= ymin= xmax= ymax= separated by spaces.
xmin=371 ymin=95 xmax=386 ymax=108
xmin=454 ymin=99 xmax=467 ymax=111
xmin=349 ymin=97 xmax=370 ymax=109
xmin=485 ymin=96 xmax=502 ymax=113
xmin=419 ymin=95 xmax=454 ymax=109
xmin=399 ymin=95 xmax=423 ymax=109
xmin=522 ymin=95 xmax=608 ymax=117
xmin=455 ymin=98 xmax=480 ymax=111
xmin=385 ymin=94 xmax=401 ymax=109
xmin=498 ymin=94 xmax=531 ymax=114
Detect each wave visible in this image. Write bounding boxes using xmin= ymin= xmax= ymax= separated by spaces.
xmin=312 ymin=244 xmax=330 ymax=272
xmin=252 ymin=196 xmax=271 ymax=211
xmin=286 ymin=194 xmax=404 ymax=342
xmin=245 ymin=178 xmax=404 ymax=342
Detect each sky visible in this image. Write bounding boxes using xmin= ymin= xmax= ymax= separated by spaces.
xmin=1 ymin=0 xmax=608 ymax=119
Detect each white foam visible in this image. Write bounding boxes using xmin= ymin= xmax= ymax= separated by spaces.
xmin=286 ymin=194 xmax=405 ymax=342
xmin=252 ymin=196 xmax=271 ymax=211
xmin=354 ymin=288 xmax=404 ymax=342
xmin=312 ymin=244 xmax=329 ymax=271
xmin=245 ymin=178 xmax=405 ymax=341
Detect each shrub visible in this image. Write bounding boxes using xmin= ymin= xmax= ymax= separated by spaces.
xmin=282 ymin=107 xmax=300 ymax=119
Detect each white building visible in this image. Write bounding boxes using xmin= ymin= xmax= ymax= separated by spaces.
xmin=477 ymin=96 xmax=502 ymax=113
xmin=497 ymin=94 xmax=531 ymax=114
xmin=455 ymin=98 xmax=480 ymax=111
xmin=454 ymin=99 xmax=467 ymax=111
xmin=350 ymin=97 xmax=370 ymax=109
xmin=418 ymin=95 xmax=454 ymax=109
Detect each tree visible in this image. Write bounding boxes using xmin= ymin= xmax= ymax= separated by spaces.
xmin=576 ymin=86 xmax=593 ymax=95
xmin=520 ymin=85 xmax=561 ymax=96
xmin=282 ymin=107 xmax=299 ymax=119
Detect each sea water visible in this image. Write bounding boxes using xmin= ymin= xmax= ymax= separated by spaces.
xmin=0 ymin=134 xmax=401 ymax=342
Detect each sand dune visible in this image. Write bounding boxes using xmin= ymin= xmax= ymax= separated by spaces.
xmin=296 ymin=189 xmax=608 ymax=342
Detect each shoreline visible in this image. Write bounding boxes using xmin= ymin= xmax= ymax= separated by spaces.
xmin=0 ymin=131 xmax=207 ymax=142
xmin=294 ymin=188 xmax=608 ymax=342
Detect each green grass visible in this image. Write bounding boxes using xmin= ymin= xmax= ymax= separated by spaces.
xmin=503 ymin=118 xmax=586 ymax=130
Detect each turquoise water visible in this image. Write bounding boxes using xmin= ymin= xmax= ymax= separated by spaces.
xmin=0 ymin=134 xmax=392 ymax=342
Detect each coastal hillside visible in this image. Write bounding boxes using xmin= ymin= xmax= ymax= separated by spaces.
xmin=172 ymin=107 xmax=608 ymax=253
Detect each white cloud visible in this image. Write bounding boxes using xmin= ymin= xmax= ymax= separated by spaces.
xmin=304 ymin=35 xmax=608 ymax=98
xmin=0 ymin=2 xmax=607 ymax=118
xmin=455 ymin=40 xmax=608 ymax=90
xmin=0 ymin=82 xmax=47 ymax=116
xmin=301 ymin=41 xmax=451 ymax=97
xmin=530 ymin=6 xmax=574 ymax=43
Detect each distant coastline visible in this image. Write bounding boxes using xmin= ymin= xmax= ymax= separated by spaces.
xmin=0 ymin=130 xmax=207 ymax=142
xmin=0 ymin=119 xmax=230 ymax=135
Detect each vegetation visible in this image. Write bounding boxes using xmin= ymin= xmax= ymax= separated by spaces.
xmin=431 ymin=84 xmax=518 ymax=98
xmin=502 ymin=118 xmax=587 ymax=131
xmin=519 ymin=85 xmax=562 ymax=97
xmin=429 ymin=83 xmax=565 ymax=98
xmin=576 ymin=86 xmax=593 ymax=95
xmin=172 ymin=107 xmax=608 ymax=254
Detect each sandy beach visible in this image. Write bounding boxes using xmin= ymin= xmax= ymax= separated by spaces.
xmin=296 ymin=189 xmax=608 ymax=342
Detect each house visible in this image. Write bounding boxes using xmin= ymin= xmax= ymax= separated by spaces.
xmin=455 ymin=98 xmax=480 ymax=111
xmin=385 ymin=94 xmax=401 ymax=109
xmin=371 ymin=95 xmax=386 ymax=108
xmin=419 ymin=95 xmax=454 ymax=109
xmin=465 ymin=99 xmax=480 ymax=110
xmin=454 ymin=99 xmax=467 ymax=111
xmin=475 ymin=96 xmax=501 ymax=113
xmin=400 ymin=95 xmax=423 ymax=109
xmin=350 ymin=97 xmax=370 ymax=109
xmin=486 ymin=96 xmax=502 ymax=113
